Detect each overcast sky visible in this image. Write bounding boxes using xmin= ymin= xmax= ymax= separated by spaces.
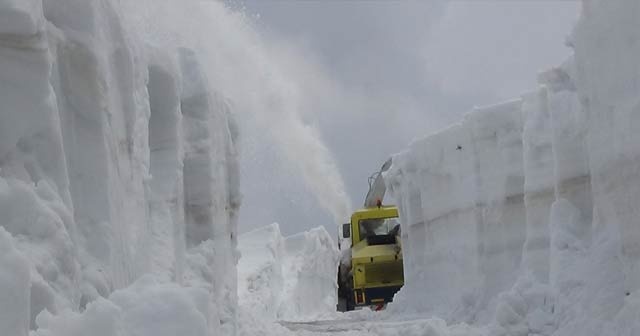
xmin=232 ymin=0 xmax=581 ymax=236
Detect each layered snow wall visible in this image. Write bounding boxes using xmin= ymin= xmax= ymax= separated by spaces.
xmin=237 ymin=223 xmax=339 ymax=322
xmin=386 ymin=1 xmax=640 ymax=335
xmin=0 ymin=1 xmax=240 ymax=335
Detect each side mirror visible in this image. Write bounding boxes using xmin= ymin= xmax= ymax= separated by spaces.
xmin=342 ymin=223 xmax=351 ymax=239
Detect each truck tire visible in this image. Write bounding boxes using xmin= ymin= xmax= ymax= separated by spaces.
xmin=337 ymin=268 xmax=353 ymax=312
xmin=346 ymin=291 xmax=355 ymax=311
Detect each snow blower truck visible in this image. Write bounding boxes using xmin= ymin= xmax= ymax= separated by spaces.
xmin=337 ymin=159 xmax=404 ymax=311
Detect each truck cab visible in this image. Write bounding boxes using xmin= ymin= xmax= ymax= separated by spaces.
xmin=338 ymin=205 xmax=404 ymax=310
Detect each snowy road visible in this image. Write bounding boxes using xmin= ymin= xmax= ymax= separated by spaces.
xmin=278 ymin=317 xmax=487 ymax=336
xmin=280 ymin=319 xmax=375 ymax=333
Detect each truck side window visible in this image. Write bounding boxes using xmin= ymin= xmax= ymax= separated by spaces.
xmin=342 ymin=223 xmax=351 ymax=238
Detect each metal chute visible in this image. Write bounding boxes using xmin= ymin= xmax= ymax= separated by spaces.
xmin=363 ymin=157 xmax=392 ymax=208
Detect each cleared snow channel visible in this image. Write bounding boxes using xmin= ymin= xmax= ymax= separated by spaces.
xmin=1 ymin=1 xmax=640 ymax=336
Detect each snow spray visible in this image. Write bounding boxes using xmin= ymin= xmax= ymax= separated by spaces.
xmin=123 ymin=1 xmax=353 ymax=224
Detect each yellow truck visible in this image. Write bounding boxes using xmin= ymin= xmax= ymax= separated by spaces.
xmin=338 ymin=202 xmax=404 ymax=311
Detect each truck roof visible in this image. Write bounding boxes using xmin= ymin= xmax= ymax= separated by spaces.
xmin=350 ymin=205 xmax=398 ymax=220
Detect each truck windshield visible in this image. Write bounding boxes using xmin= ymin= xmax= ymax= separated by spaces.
xmin=359 ymin=217 xmax=400 ymax=241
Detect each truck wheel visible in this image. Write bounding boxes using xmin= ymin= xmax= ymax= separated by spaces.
xmin=346 ymin=292 xmax=355 ymax=311
xmin=337 ymin=297 xmax=347 ymax=312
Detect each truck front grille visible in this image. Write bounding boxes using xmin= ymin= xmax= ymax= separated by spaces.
xmin=364 ymin=261 xmax=403 ymax=284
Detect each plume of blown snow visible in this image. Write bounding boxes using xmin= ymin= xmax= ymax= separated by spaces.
xmin=122 ymin=0 xmax=352 ymax=225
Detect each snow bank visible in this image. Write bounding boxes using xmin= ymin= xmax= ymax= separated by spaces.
xmin=238 ymin=224 xmax=285 ymax=320
xmin=32 ymin=276 xmax=216 ymax=336
xmin=0 ymin=0 xmax=240 ymax=335
xmin=387 ymin=100 xmax=527 ymax=323
xmin=386 ymin=1 xmax=640 ymax=334
xmin=0 ymin=227 xmax=31 ymax=336
xmin=280 ymin=227 xmax=341 ymax=320
xmin=0 ymin=0 xmax=43 ymax=37
xmin=238 ymin=223 xmax=339 ymax=322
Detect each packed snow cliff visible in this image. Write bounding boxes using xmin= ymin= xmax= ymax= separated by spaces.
xmin=0 ymin=1 xmax=239 ymax=335
xmin=385 ymin=1 xmax=640 ymax=335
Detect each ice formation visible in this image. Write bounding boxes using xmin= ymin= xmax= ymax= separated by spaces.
xmin=385 ymin=1 xmax=640 ymax=335
xmin=0 ymin=0 xmax=239 ymax=335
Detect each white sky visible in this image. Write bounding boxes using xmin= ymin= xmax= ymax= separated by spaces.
xmin=233 ymin=0 xmax=581 ymax=235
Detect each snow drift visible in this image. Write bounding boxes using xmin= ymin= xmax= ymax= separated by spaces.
xmin=237 ymin=223 xmax=339 ymax=322
xmin=386 ymin=1 xmax=640 ymax=335
xmin=0 ymin=1 xmax=240 ymax=335
xmin=32 ymin=276 xmax=215 ymax=336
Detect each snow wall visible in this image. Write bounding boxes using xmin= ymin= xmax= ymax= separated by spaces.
xmin=0 ymin=1 xmax=240 ymax=335
xmin=238 ymin=223 xmax=339 ymax=322
xmin=386 ymin=1 xmax=640 ymax=335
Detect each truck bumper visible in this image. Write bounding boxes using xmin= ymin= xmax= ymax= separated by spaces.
xmin=354 ymin=285 xmax=402 ymax=306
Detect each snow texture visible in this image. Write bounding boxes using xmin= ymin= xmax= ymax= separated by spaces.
xmin=237 ymin=223 xmax=340 ymax=322
xmin=385 ymin=1 xmax=640 ymax=335
xmin=2 ymin=0 xmax=639 ymax=335
xmin=0 ymin=0 xmax=240 ymax=335
xmin=32 ymin=276 xmax=215 ymax=336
